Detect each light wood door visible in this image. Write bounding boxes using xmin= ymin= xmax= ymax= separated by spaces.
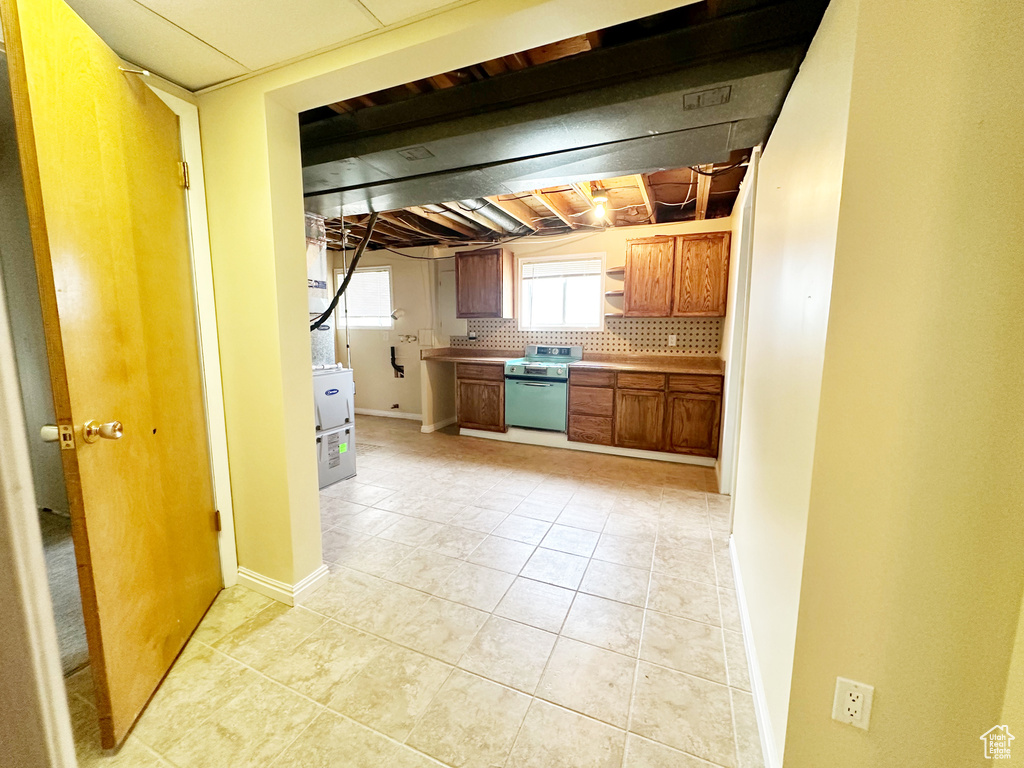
xmin=2 ymin=0 xmax=222 ymax=748
xmin=614 ymin=389 xmax=666 ymax=450
xmin=672 ymin=232 xmax=731 ymax=316
xmin=623 ymin=236 xmax=674 ymax=317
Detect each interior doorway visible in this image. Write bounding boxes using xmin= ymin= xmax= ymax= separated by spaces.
xmin=0 ymin=51 xmax=86 ymax=677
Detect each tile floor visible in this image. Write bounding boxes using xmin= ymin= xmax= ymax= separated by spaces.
xmin=65 ymin=416 xmax=762 ymax=768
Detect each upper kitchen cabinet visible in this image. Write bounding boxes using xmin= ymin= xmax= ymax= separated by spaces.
xmin=620 ymin=232 xmax=730 ymax=318
xmin=673 ymin=232 xmax=731 ymax=316
xmin=623 ymin=237 xmax=675 ymax=317
xmin=455 ymin=248 xmax=514 ymax=318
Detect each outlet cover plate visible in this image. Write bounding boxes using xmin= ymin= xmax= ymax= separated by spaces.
xmin=832 ymin=677 xmax=873 ymax=730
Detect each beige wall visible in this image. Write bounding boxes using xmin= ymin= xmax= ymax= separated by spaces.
xmin=1004 ymin=597 xmax=1024 ymax=733
xmin=784 ymin=1 xmax=1024 ymax=765
xmin=328 ymin=247 xmax=436 ymax=417
xmin=730 ymin=0 xmax=858 ymax=758
xmin=195 ymin=0 xmax=684 ymax=589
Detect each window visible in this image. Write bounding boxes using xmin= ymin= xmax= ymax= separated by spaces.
xmin=519 ymin=254 xmax=603 ymax=331
xmin=336 ymin=266 xmax=393 ymax=328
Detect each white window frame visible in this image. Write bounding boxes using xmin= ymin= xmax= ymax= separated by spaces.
xmin=333 ymin=265 xmax=394 ymax=330
xmin=516 ymin=252 xmax=606 ymax=332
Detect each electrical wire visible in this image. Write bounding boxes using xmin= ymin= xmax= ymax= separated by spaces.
xmin=311 ymin=211 xmax=378 ymax=331
xmin=688 ymin=157 xmax=749 ymax=177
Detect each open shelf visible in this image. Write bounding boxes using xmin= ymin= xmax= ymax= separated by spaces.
xmin=604 ymin=290 xmax=624 ymax=298
xmin=606 ymin=266 xmax=625 ymax=277
xmin=604 ymin=312 xmax=624 ymax=318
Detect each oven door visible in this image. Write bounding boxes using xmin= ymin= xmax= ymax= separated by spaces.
xmin=505 ymin=377 xmax=568 ymax=432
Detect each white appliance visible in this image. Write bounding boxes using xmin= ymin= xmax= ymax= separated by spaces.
xmin=313 ymin=366 xmax=356 ymax=487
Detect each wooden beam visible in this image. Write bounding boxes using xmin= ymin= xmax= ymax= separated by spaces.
xmin=525 ymin=34 xmax=593 ymax=65
xmin=694 ymin=165 xmax=713 ymax=221
xmin=633 ymin=174 xmax=655 ymax=223
xmin=428 ymin=72 xmax=459 ymax=89
xmin=530 ymin=190 xmax=578 ymax=229
xmin=571 ymin=182 xmax=611 ymax=226
xmin=441 ymin=202 xmax=506 ymax=234
xmin=327 ymin=102 xmax=352 ymax=114
xmin=379 ymin=212 xmax=453 ymax=240
xmin=486 ymin=196 xmax=539 ymax=231
xmin=335 ymin=219 xmax=390 ymax=246
xmin=407 ymin=206 xmax=480 ymax=238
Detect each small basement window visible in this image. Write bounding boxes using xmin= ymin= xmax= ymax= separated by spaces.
xmin=519 ymin=254 xmax=604 ymax=331
xmin=335 ymin=266 xmax=393 ymax=329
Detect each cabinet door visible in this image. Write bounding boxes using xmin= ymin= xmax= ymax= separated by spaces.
xmin=672 ymin=232 xmax=731 ymax=316
xmin=455 ymin=249 xmax=510 ymax=318
xmin=457 ymin=379 xmax=505 ymax=431
xmin=614 ymin=389 xmax=666 ymax=450
xmin=623 ymin=237 xmax=674 ymax=317
xmin=667 ymin=392 xmax=722 ymax=457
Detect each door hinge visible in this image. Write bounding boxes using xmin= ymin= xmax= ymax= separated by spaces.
xmin=179 ymin=161 xmax=190 ymax=189
xmin=214 ymin=509 xmax=222 ymax=532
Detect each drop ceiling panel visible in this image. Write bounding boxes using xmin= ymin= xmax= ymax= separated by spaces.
xmin=135 ymin=0 xmax=380 ymax=71
xmin=358 ymin=0 xmax=460 ymax=27
xmin=66 ymin=0 xmax=249 ymax=90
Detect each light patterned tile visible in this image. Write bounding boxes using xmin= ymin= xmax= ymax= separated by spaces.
xmin=407 ymin=670 xmax=531 ymax=768
xmin=630 ymin=662 xmax=736 ymax=767
xmin=508 ymin=699 xmax=626 ymax=768
xmin=647 ymin=574 xmax=722 ymax=626
xmin=164 ymin=668 xmax=319 ymax=768
xmin=213 ymin=604 xmax=324 ymax=667
xmin=388 ymin=597 xmax=488 ymax=663
xmin=458 ymin=616 xmax=556 ymax=694
xmin=494 ymin=578 xmax=575 ymax=633
xmin=327 ymin=643 xmax=452 ymax=740
xmin=562 ymin=593 xmax=644 ymax=656
xmin=420 ymin=524 xmax=488 ymax=559
xmin=437 ymin=562 xmax=516 ymax=611
xmin=623 ymin=734 xmax=711 ymax=768
xmin=593 ymin=533 xmax=655 ymax=570
xmin=725 ymin=630 xmax=751 ymax=691
xmin=467 ymin=535 xmax=536 ymax=574
xmin=521 ymin=547 xmax=589 ymax=589
xmin=541 ymin=524 xmax=601 ymax=557
xmin=493 ymin=514 xmax=552 ymax=544
xmin=580 ymin=560 xmax=650 ymax=607
xmin=450 ymin=506 xmax=508 ymax=533
xmin=640 ymin=611 xmax=726 ymax=684
xmin=191 ymin=586 xmax=275 ymax=645
xmin=652 ymin=545 xmax=717 ymax=584
xmin=537 ymin=637 xmax=635 ymax=728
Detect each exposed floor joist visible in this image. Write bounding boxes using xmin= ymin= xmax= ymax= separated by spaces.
xmin=694 ymin=165 xmax=713 ymax=221
xmin=530 ymin=190 xmax=578 ymax=229
xmin=486 ymin=196 xmax=540 ymax=231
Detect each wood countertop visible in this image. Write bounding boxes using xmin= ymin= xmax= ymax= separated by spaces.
xmin=421 ymin=348 xmax=724 ymax=375
xmin=420 ymin=348 xmax=521 ymax=364
xmin=571 ymin=354 xmax=724 ymax=375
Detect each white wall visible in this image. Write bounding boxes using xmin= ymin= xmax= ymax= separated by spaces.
xmin=329 ymin=247 xmax=437 ymax=417
xmin=729 ymin=0 xmax=858 ymax=760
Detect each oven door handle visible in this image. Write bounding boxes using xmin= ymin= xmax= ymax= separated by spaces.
xmin=516 ymin=381 xmax=554 ymax=387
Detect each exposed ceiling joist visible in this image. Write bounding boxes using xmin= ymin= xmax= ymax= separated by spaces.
xmin=486 ymin=196 xmax=539 ymax=231
xmin=571 ymin=182 xmax=609 ymax=226
xmin=634 ymin=174 xmax=656 ymax=224
xmin=694 ymin=165 xmax=713 ymax=221
xmin=530 ymin=190 xmax=578 ymax=229
xmin=379 ymin=211 xmax=453 ymax=241
xmin=442 ymin=202 xmax=506 ymax=234
xmin=408 ymin=206 xmax=480 ymax=238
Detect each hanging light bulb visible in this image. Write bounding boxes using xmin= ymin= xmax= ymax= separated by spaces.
xmin=592 ymin=191 xmax=609 ymax=219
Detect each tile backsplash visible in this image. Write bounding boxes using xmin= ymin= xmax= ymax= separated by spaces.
xmin=451 ymin=317 xmax=722 ymax=356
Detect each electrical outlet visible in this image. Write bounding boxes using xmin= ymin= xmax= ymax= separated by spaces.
xmin=832 ymin=677 xmax=873 ymax=730
xmin=668 ymin=333 xmax=678 ymax=346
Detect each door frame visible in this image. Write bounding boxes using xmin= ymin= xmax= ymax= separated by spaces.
xmin=147 ymin=79 xmax=238 ymax=586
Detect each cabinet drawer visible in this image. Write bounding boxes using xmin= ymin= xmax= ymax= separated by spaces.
xmin=568 ymin=415 xmax=613 ymax=445
xmin=616 ymin=372 xmax=666 ymax=390
xmin=668 ymin=374 xmax=723 ymax=394
xmin=570 ymin=368 xmax=614 ymax=387
xmin=456 ymin=362 xmax=504 ymax=381
xmin=569 ymin=386 xmax=614 ymax=417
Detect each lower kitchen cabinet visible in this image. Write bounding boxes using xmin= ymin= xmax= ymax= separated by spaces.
xmin=456 ymin=378 xmax=505 ymax=431
xmin=666 ymin=392 xmax=721 ymax=457
xmin=568 ymin=415 xmax=613 ymax=445
xmin=614 ymin=389 xmax=666 ymax=451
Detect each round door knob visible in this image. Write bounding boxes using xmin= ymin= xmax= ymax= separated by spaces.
xmin=83 ymin=420 xmax=124 ymax=444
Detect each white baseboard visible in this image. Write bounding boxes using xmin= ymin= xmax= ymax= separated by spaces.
xmin=355 ymin=408 xmax=423 ymax=420
xmin=460 ymin=426 xmax=716 ymax=467
xmin=730 ymin=537 xmax=779 ymax=768
xmin=236 ymin=564 xmax=329 ymax=607
xmin=421 ymin=416 xmax=457 ymax=433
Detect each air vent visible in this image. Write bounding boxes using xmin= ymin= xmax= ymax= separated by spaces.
xmin=397 ymin=146 xmax=434 ymax=161
xmin=683 ymin=86 xmax=731 ymax=111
